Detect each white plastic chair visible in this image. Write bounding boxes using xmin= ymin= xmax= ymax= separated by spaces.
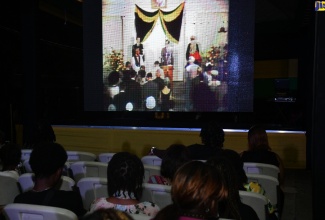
xmin=97 ymin=153 xmax=115 ymax=163
xmin=143 ymin=164 xmax=161 ymax=183
xmin=21 ymin=149 xmax=32 ymax=161
xmin=3 ymin=203 xmax=78 ymax=220
xmin=141 ymin=155 xmax=162 ymax=166
xmin=66 ymin=151 xmax=96 ymax=162
xmin=246 ymin=173 xmax=279 ymax=206
xmin=141 ymin=183 xmax=172 ymax=209
xmin=243 ymin=162 xmax=280 ymax=179
xmin=239 ymin=190 xmax=268 ymax=220
xmin=77 ymin=177 xmax=108 ymax=210
xmin=70 ymin=161 xmax=108 ymax=183
xmin=18 ymin=173 xmax=75 ymax=193
xmin=0 ymin=172 xmax=21 ymax=206
xmin=129 ymin=213 xmax=152 ymax=220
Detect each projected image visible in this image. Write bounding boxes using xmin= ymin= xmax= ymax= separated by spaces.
xmin=102 ymin=0 xmax=230 ymax=112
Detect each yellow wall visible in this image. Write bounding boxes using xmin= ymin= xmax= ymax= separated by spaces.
xmin=53 ymin=126 xmax=306 ymax=169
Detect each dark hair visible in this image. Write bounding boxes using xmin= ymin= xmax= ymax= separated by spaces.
xmin=248 ymin=125 xmax=271 ymax=150
xmin=206 ymin=155 xmax=241 ymax=219
xmin=138 ymin=70 xmax=146 ymax=78
xmin=0 ymin=143 xmax=21 ymax=171
xmin=160 ymin=144 xmax=190 ymax=181
xmin=29 ymin=142 xmax=67 ymax=178
xmin=107 ymin=152 xmax=144 ymax=200
xmin=81 ymin=208 xmax=134 ymax=220
xmin=146 ymin=72 xmax=153 ymax=78
xmin=221 ymin=149 xmax=247 ymax=185
xmin=199 ymin=121 xmax=225 ymax=148
xmin=108 ymin=71 xmax=120 ymax=86
xmin=172 ymin=161 xmax=227 ymax=218
xmin=125 ymin=61 xmax=131 ymax=66
xmin=154 ymin=61 xmax=160 ymax=65
xmin=130 ymin=70 xmax=137 ymax=78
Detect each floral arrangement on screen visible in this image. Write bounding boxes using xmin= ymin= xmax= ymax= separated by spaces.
xmin=103 ymin=49 xmax=124 ymax=72
xmin=206 ymin=46 xmax=222 ymax=63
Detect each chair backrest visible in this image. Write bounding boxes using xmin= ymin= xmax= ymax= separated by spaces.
xmin=0 ymin=172 xmax=21 ymax=206
xmin=77 ymin=177 xmax=108 ymax=211
xmin=243 ymin=162 xmax=280 ymax=179
xmin=23 ymin=159 xmax=33 ymax=173
xmin=3 ymin=203 xmax=78 ymax=220
xmin=18 ymin=173 xmax=75 ymax=193
xmin=97 ymin=153 xmax=115 ymax=163
xmin=129 ymin=213 xmax=152 ymax=220
xmin=70 ymin=161 xmax=108 ymax=183
xmin=141 ymin=155 xmax=162 ymax=166
xmin=246 ymin=173 xmax=279 ymax=206
xmin=239 ymin=190 xmax=268 ymax=220
xmin=66 ymin=151 xmax=96 ymax=162
xmin=141 ymin=183 xmax=172 ymax=209
xmin=21 ymin=149 xmax=32 ymax=161
xmin=143 ymin=164 xmax=161 ymax=183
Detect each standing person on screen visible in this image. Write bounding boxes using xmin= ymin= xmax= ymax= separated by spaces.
xmin=14 ymin=142 xmax=86 ymax=218
xmin=186 ymin=36 xmax=201 ymax=66
xmin=131 ymin=48 xmax=145 ymax=73
xmin=132 ymin=37 xmax=144 ymax=60
xmin=161 ymin=39 xmax=173 ymax=66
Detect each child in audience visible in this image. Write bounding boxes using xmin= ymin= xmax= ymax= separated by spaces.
xmin=148 ymin=144 xmax=190 ymax=185
xmin=90 ymin=152 xmax=160 ymax=217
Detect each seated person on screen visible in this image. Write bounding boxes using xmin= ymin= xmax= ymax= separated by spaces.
xmin=0 ymin=143 xmax=22 ymax=177
xmin=90 ymin=152 xmax=160 ymax=217
xmin=152 ymin=121 xmax=225 ymax=160
xmin=148 ymin=144 xmax=191 ymax=185
xmin=14 ymin=142 xmax=86 ymax=218
xmin=152 ymin=161 xmax=227 ymax=220
xmin=206 ymin=154 xmax=259 ymax=220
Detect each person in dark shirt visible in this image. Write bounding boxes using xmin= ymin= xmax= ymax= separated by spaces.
xmin=151 ymin=121 xmax=224 ymax=160
xmin=14 ymin=142 xmax=86 ymax=218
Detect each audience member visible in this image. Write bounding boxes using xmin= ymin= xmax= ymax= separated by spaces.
xmin=148 ymin=144 xmax=190 ymax=185
xmin=219 ymin=149 xmax=278 ymax=218
xmin=24 ymin=119 xmax=56 ymax=149
xmin=124 ymin=70 xmax=141 ymax=110
xmin=240 ymin=125 xmax=285 ymax=186
xmin=90 ymin=152 xmax=160 ymax=217
xmin=206 ymin=155 xmax=259 ymax=220
xmin=81 ymin=208 xmax=134 ymax=220
xmin=153 ymin=68 xmax=165 ymax=91
xmin=14 ymin=142 xmax=86 ymax=218
xmin=153 ymin=161 xmax=227 ymax=220
xmin=107 ymin=71 xmax=120 ymax=99
xmin=0 ymin=143 xmax=22 ymax=177
xmin=152 ymin=121 xmax=225 ymax=160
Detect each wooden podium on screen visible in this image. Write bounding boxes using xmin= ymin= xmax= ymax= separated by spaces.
xmin=162 ymin=65 xmax=173 ymax=89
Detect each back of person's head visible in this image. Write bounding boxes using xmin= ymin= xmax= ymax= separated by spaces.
xmin=146 ymin=72 xmax=153 ymax=79
xmin=29 ymin=142 xmax=67 ymax=178
xmin=160 ymin=144 xmax=190 ymax=182
xmin=0 ymin=143 xmax=21 ymax=171
xmin=130 ymin=70 xmax=137 ymax=78
xmin=108 ymin=71 xmax=120 ymax=86
xmin=206 ymin=155 xmax=241 ymax=219
xmin=199 ymin=121 xmax=225 ymax=148
xmin=81 ymin=208 xmax=134 ymax=220
xmin=107 ymin=152 xmax=144 ymax=200
xmin=138 ymin=70 xmax=146 ymax=78
xmin=171 ymin=161 xmax=227 ymax=218
xmin=220 ymin=149 xmax=247 ymax=185
xmin=248 ymin=125 xmax=270 ymax=150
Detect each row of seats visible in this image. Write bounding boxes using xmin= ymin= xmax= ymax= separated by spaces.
xmin=3 ymin=203 xmax=152 ymax=220
xmin=21 ymin=149 xmax=280 ymax=179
